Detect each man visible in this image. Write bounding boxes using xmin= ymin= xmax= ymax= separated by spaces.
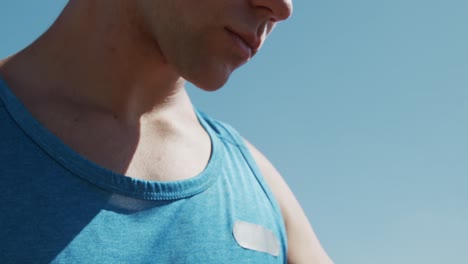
xmin=0 ymin=0 xmax=333 ymax=263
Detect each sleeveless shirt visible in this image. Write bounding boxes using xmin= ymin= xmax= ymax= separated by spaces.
xmin=0 ymin=77 xmax=287 ymax=263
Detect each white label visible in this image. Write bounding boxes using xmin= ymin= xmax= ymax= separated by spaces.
xmin=233 ymin=221 xmax=280 ymax=257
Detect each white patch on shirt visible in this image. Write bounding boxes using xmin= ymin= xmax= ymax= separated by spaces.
xmin=233 ymin=221 xmax=280 ymax=257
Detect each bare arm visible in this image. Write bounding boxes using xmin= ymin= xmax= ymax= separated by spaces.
xmin=245 ymin=140 xmax=334 ymax=264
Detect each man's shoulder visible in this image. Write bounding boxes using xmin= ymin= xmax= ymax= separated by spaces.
xmin=244 ymin=140 xmax=335 ymax=263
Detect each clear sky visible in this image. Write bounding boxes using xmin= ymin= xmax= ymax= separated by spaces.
xmin=1 ymin=1 xmax=467 ymax=263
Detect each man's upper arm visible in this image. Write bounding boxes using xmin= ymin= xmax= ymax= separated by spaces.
xmin=244 ymin=140 xmax=334 ymax=264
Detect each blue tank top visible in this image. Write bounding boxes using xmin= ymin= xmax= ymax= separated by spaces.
xmin=0 ymin=77 xmax=287 ymax=263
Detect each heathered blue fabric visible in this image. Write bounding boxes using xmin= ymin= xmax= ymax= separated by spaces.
xmin=0 ymin=77 xmax=287 ymax=264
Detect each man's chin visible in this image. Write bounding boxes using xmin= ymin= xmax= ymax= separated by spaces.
xmin=189 ymin=74 xmax=231 ymax=92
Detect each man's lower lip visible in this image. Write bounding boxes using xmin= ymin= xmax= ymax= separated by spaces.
xmin=226 ymin=29 xmax=252 ymax=59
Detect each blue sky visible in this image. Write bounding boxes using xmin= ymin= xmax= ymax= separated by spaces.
xmin=1 ymin=1 xmax=467 ymax=263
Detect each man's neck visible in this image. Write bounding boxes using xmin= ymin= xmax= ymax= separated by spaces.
xmin=0 ymin=1 xmax=189 ymax=125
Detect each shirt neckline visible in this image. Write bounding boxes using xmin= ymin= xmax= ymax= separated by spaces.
xmin=0 ymin=76 xmax=221 ymax=201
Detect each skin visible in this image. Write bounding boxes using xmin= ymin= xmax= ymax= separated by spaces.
xmin=0 ymin=0 xmax=333 ymax=263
